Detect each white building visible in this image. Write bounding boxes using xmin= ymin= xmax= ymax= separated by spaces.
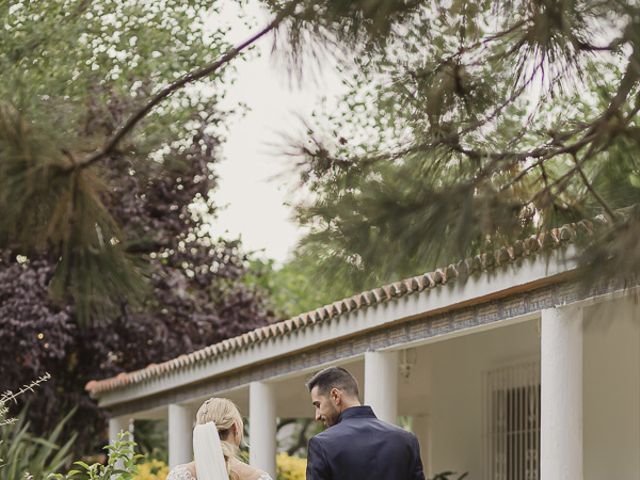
xmin=87 ymin=220 xmax=640 ymax=480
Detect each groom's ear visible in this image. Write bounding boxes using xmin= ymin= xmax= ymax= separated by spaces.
xmin=330 ymin=387 xmax=341 ymax=404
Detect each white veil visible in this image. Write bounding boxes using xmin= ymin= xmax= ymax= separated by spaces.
xmin=193 ymin=422 xmax=230 ymax=480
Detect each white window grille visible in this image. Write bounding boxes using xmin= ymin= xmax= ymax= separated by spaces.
xmin=483 ymin=361 xmax=540 ymax=480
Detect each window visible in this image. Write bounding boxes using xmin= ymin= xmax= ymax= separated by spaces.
xmin=484 ymin=362 xmax=540 ymax=480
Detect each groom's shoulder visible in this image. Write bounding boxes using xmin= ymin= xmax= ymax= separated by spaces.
xmin=313 ymin=425 xmax=338 ymax=442
xmin=315 ymin=416 xmax=415 ymax=440
xmin=311 ymin=420 xmax=352 ymax=443
xmin=369 ymin=418 xmax=421 ymax=448
xmin=375 ymin=418 xmax=419 ymax=439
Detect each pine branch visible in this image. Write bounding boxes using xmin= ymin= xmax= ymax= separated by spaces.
xmin=499 ymin=50 xmax=640 ymax=197
xmin=527 ymin=140 xmax=607 ymax=207
xmin=571 ymin=152 xmax=617 ymax=221
xmin=425 ymin=19 xmax=530 ymax=72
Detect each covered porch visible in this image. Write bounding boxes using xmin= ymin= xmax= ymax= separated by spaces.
xmin=90 ymin=240 xmax=640 ymax=480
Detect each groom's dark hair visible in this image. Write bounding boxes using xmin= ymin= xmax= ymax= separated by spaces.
xmin=306 ymin=367 xmax=360 ymax=398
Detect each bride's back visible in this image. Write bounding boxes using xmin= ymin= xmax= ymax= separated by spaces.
xmin=166 ymin=459 xmax=272 ymax=480
xmin=229 ymin=458 xmax=271 ymax=480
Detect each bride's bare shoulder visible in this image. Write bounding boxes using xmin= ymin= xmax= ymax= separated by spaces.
xmin=167 ymin=462 xmax=196 ymax=480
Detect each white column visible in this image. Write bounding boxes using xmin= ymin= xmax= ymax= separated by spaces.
xmin=250 ymin=381 xmax=276 ymax=478
xmin=541 ymin=306 xmax=583 ymax=480
xmin=364 ymin=350 xmax=399 ymax=424
xmin=108 ymin=415 xmax=132 ymax=444
xmin=412 ymin=414 xmax=431 ymax=477
xmin=169 ymin=404 xmax=195 ymax=468
xmin=108 ymin=416 xmax=133 ymax=469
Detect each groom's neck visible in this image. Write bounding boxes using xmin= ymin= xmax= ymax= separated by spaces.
xmin=339 ymin=397 xmax=361 ymax=412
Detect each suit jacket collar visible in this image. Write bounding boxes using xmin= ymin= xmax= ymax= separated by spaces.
xmin=336 ymin=405 xmax=376 ymax=424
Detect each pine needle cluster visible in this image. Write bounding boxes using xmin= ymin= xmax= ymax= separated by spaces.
xmin=0 ymin=105 xmax=144 ymax=324
xmin=276 ymin=0 xmax=640 ymax=293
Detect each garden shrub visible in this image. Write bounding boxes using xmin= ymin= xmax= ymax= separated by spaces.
xmin=51 ymin=432 xmax=139 ymax=480
xmin=0 ymin=409 xmax=75 ymax=480
xmin=0 ymin=376 xmax=75 ymax=480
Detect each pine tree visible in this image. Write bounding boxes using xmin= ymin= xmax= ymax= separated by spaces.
xmin=279 ymin=0 xmax=640 ymax=293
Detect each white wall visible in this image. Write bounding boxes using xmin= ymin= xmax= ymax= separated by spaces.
xmin=427 ymin=320 xmax=540 ymax=478
xmin=421 ymin=298 xmax=640 ymax=479
xmin=584 ymin=298 xmax=640 ymax=480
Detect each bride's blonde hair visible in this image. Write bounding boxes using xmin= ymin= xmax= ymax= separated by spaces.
xmin=195 ymin=398 xmax=243 ymax=480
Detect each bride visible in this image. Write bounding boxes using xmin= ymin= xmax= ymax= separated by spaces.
xmin=167 ymin=397 xmax=273 ymax=480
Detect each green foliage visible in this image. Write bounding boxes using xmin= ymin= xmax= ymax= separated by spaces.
xmin=0 ymin=408 xmax=75 ymax=480
xmin=0 ymin=374 xmax=71 ymax=479
xmin=0 ymin=0 xmax=235 ymax=323
xmin=51 ymin=432 xmax=139 ymax=480
xmin=132 ymin=421 xmax=167 ymax=465
xmin=246 ymin=257 xmax=338 ymax=318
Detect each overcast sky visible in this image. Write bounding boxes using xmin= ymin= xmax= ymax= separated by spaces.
xmin=207 ymin=3 xmax=345 ymax=264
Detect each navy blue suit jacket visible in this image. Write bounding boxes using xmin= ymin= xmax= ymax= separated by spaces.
xmin=306 ymin=406 xmax=425 ymax=480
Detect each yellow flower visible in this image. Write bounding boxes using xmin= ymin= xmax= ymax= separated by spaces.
xmin=276 ymin=452 xmax=307 ymax=480
xmin=134 ymin=459 xmax=169 ymax=480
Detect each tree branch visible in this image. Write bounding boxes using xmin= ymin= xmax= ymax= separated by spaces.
xmin=67 ymin=5 xmax=296 ymax=172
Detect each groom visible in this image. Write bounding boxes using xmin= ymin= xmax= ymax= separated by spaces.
xmin=305 ymin=366 xmax=425 ymax=480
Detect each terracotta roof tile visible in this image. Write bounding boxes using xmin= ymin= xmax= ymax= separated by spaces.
xmin=445 ymin=264 xmax=458 ymax=280
xmin=512 ymin=241 xmax=525 ymax=258
xmin=421 ymin=273 xmax=434 ymax=289
xmin=327 ymin=304 xmax=337 ymax=317
xmin=559 ymin=224 xmax=575 ymax=241
xmin=594 ymin=214 xmax=608 ymax=225
xmin=459 ymin=259 xmax=471 ymax=276
xmin=274 ymin=322 xmax=284 ymax=335
xmin=525 ymin=236 xmax=540 ymax=252
xmin=469 ymin=255 xmax=481 ymax=272
xmin=361 ymin=292 xmax=374 ymax=306
xmin=577 ymin=220 xmax=592 ymax=235
xmin=496 ymin=247 xmax=511 ymax=265
xmin=337 ymin=301 xmax=347 ymax=314
xmin=433 ymin=269 xmax=445 ymax=284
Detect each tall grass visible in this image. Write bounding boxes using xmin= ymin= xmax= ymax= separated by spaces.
xmin=0 ymin=374 xmax=75 ymax=479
